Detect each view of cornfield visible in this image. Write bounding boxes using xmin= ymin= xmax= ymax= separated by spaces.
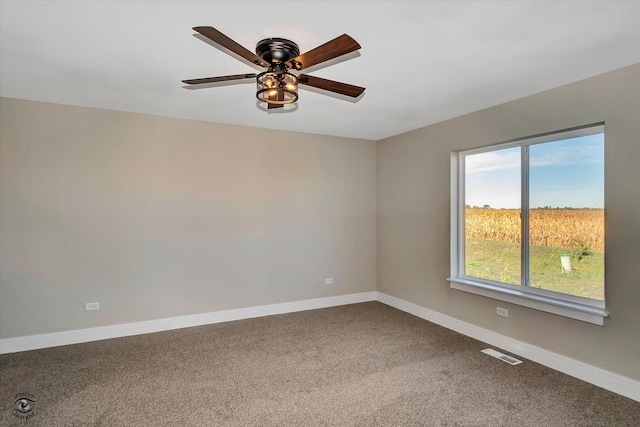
xmin=464 ymin=207 xmax=605 ymax=300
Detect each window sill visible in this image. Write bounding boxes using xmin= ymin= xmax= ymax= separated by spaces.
xmin=447 ymin=278 xmax=608 ymax=326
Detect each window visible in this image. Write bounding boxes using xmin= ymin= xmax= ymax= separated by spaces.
xmin=449 ymin=124 xmax=607 ymax=325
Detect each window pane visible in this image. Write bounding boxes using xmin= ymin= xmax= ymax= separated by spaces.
xmin=464 ymin=147 xmax=521 ymax=285
xmin=528 ymin=134 xmax=604 ymax=300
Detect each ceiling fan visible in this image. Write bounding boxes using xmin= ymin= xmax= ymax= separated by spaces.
xmin=182 ymin=26 xmax=365 ymax=109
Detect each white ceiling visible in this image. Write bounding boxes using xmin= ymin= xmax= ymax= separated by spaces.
xmin=1 ymin=1 xmax=639 ymax=141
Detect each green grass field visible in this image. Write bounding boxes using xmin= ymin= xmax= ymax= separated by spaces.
xmin=465 ymin=239 xmax=604 ymax=300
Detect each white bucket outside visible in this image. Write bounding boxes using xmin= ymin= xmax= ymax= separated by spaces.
xmin=560 ymin=254 xmax=572 ymax=273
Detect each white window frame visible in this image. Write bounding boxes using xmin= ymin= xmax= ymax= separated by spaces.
xmin=448 ymin=124 xmax=608 ymax=325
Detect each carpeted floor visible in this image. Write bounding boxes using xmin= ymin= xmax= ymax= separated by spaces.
xmin=1 ymin=302 xmax=638 ymax=426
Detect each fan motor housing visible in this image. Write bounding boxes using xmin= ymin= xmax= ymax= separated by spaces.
xmin=256 ymin=38 xmax=300 ymax=64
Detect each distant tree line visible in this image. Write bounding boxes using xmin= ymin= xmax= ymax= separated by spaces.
xmin=466 ymin=205 xmax=603 ymax=210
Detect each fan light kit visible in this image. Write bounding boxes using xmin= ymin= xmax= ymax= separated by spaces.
xmin=182 ymin=27 xmax=365 ymax=110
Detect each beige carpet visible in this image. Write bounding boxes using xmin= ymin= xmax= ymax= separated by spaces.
xmin=1 ymin=302 xmax=638 ymax=426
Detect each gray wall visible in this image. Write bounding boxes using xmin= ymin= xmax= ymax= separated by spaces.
xmin=377 ymin=63 xmax=640 ymax=379
xmin=0 ymin=98 xmax=377 ymax=338
xmin=2 ymin=64 xmax=638 ymax=381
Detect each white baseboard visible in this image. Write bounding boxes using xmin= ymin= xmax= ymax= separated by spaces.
xmin=0 ymin=291 xmax=377 ymax=355
xmin=376 ymin=292 xmax=640 ymax=402
xmin=2 ymin=290 xmax=637 ymax=402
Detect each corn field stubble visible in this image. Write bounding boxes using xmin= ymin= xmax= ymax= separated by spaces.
xmin=464 ymin=208 xmax=604 ymax=300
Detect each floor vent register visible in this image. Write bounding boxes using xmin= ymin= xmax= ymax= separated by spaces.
xmin=481 ymin=348 xmax=523 ymax=365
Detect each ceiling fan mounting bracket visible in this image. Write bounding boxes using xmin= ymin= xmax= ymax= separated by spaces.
xmin=255 ymin=38 xmax=300 ymax=65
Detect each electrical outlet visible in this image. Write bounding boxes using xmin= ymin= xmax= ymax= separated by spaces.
xmin=324 ymin=278 xmax=334 ymax=285
xmin=85 ymin=302 xmax=100 ymax=311
xmin=496 ymin=307 xmax=508 ymax=318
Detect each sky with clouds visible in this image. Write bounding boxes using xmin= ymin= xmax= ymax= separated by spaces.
xmin=465 ymin=134 xmax=604 ymax=209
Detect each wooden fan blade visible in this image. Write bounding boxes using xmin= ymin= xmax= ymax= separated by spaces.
xmin=287 ymin=34 xmax=360 ymax=70
xmin=193 ymin=26 xmax=269 ymax=68
xmin=182 ymin=74 xmax=256 ymax=85
xmin=298 ymin=74 xmax=365 ymax=98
